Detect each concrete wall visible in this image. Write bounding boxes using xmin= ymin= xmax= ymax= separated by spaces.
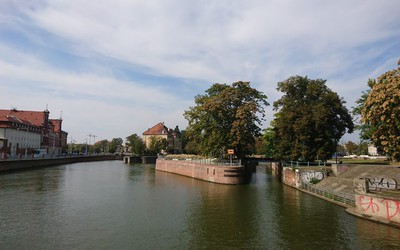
xmin=156 ymin=159 xmax=246 ymax=184
xmin=355 ymin=193 xmax=400 ymax=224
xmin=0 ymin=155 xmax=116 ymax=172
xmin=282 ymin=167 xmax=327 ymax=188
xmin=353 ymin=178 xmax=400 ymax=224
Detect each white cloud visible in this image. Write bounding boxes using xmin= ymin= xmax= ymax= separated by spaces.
xmin=1 ymin=0 xmax=399 ymax=142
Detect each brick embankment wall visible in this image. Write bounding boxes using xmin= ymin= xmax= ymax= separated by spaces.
xmin=155 ymin=159 xmax=246 ymax=184
xmin=0 ymin=155 xmax=116 ymax=172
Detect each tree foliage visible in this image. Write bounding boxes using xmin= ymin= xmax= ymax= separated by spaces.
xmin=146 ymin=136 xmax=167 ymax=155
xmin=94 ymin=139 xmax=109 ymax=153
xmin=353 ymin=79 xmax=376 ymax=141
xmin=261 ymin=127 xmax=277 ymax=158
xmin=361 ymin=61 xmax=400 ymax=161
xmin=344 ymin=141 xmax=358 ymax=155
xmin=272 ymin=76 xmax=354 ymax=161
xmin=184 ymin=81 xmax=269 ymax=159
xmin=109 ymin=137 xmax=123 ymax=153
xmin=126 ymin=134 xmax=145 ymax=156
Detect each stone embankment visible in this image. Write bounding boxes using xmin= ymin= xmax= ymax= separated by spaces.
xmin=278 ymin=163 xmax=400 ymax=228
xmin=155 ymin=159 xmax=248 ymax=184
xmin=0 ymin=155 xmax=116 ymax=172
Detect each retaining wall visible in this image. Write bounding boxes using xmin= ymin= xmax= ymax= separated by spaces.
xmin=0 ymin=155 xmax=116 ymax=172
xmin=155 ymin=159 xmax=246 ymax=184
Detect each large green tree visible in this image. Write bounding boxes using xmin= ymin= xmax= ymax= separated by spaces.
xmin=125 ymin=134 xmax=145 ymax=156
xmin=109 ymin=137 xmax=123 ymax=153
xmin=184 ymin=81 xmax=269 ymax=159
xmin=361 ymin=61 xmax=400 ymax=161
xmin=273 ymin=76 xmax=354 ymax=161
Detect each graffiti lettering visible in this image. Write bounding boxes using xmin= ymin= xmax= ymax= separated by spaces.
xmin=381 ymin=199 xmax=400 ymax=220
xmin=366 ymin=178 xmax=397 ymax=191
xmin=301 ymin=171 xmax=324 ymax=183
xmin=357 ymin=195 xmax=400 ymax=222
xmin=359 ymin=196 xmax=379 ymax=213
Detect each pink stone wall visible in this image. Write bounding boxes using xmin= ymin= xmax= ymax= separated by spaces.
xmin=282 ymin=167 xmax=300 ymax=188
xmin=155 ymin=159 xmax=245 ymax=184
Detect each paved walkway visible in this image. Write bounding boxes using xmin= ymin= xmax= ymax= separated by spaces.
xmin=314 ymin=164 xmax=400 ymax=195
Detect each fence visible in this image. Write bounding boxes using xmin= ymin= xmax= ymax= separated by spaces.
xmin=302 ymin=183 xmax=355 ymax=206
xmin=285 ymin=161 xmax=327 ymax=167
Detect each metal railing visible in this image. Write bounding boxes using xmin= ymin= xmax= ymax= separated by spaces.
xmin=286 ymin=161 xmax=327 ymax=167
xmin=160 ymin=156 xmax=242 ymax=167
xmin=302 ymin=183 xmax=355 ymax=206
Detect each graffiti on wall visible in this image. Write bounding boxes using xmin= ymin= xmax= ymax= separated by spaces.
xmin=301 ymin=171 xmax=324 ymax=183
xmin=366 ymin=177 xmax=397 ymax=191
xmin=358 ymin=195 xmax=400 ymax=221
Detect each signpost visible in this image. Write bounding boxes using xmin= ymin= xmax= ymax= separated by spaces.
xmin=227 ymin=149 xmax=234 ymax=165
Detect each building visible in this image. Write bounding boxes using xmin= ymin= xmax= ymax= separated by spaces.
xmin=368 ymin=143 xmax=379 ymax=156
xmin=0 ymin=108 xmax=68 ymax=158
xmin=142 ymin=122 xmax=182 ymax=154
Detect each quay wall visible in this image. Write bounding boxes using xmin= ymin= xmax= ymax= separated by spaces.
xmin=155 ymin=159 xmax=246 ymax=184
xmin=0 ymin=155 xmax=116 ymax=172
xmin=352 ymin=178 xmax=400 ymax=225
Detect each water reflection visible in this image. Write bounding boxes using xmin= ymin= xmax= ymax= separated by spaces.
xmin=0 ymin=161 xmax=399 ymax=249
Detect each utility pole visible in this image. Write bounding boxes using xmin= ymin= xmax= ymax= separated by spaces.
xmin=92 ymin=135 xmax=97 ymax=144
xmin=87 ymin=134 xmax=92 ymax=145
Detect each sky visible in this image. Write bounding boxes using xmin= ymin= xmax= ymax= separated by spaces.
xmin=1 ymin=0 xmax=399 ymax=144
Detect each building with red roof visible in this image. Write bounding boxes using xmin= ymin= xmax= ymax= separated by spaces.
xmin=142 ymin=122 xmax=182 ymax=153
xmin=0 ymin=108 xmax=68 ymax=158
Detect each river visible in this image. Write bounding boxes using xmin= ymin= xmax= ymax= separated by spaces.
xmin=1 ymin=161 xmax=399 ymax=249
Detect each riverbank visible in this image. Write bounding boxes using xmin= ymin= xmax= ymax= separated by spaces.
xmin=276 ymin=162 xmax=400 ymax=228
xmin=0 ymin=155 xmax=117 ymax=172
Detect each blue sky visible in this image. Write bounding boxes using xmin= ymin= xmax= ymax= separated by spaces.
xmin=1 ymin=0 xmax=399 ymax=144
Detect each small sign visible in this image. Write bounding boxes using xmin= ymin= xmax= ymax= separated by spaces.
xmin=227 ymin=149 xmax=234 ymax=155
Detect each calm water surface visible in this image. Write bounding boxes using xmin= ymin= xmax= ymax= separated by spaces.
xmin=1 ymin=161 xmax=399 ymax=249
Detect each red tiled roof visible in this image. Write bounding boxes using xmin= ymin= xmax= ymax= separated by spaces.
xmin=143 ymin=122 xmax=169 ymax=135
xmin=0 ymin=109 xmax=47 ymax=127
xmin=0 ymin=115 xmax=40 ymax=130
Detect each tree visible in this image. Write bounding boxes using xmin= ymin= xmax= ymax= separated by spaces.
xmin=125 ymin=134 xmax=145 ymax=156
xmin=353 ymin=79 xmax=376 ymax=141
xmin=261 ymin=127 xmax=278 ymax=158
xmin=361 ymin=60 xmax=400 ymax=161
xmin=180 ymin=130 xmax=196 ymax=154
xmin=94 ymin=139 xmax=109 ymax=153
xmin=184 ymin=81 xmax=269 ymax=159
xmin=109 ymin=137 xmax=123 ymax=154
xmin=357 ymin=141 xmax=369 ymax=156
xmin=344 ymin=141 xmax=358 ymax=155
xmin=272 ymin=76 xmax=354 ymax=161
xmin=146 ymin=136 xmax=167 ymax=155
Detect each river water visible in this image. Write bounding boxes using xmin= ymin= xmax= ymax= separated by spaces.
xmin=0 ymin=161 xmax=399 ymax=249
